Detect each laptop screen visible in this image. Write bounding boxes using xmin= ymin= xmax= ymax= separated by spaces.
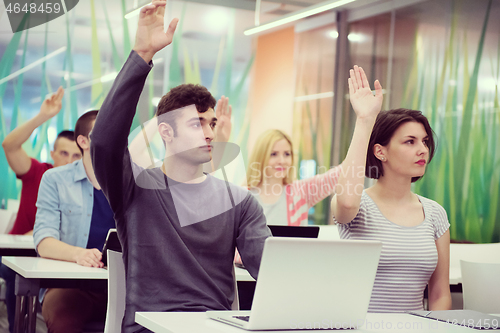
xmin=268 ymin=225 xmax=319 ymax=238
xmin=102 ymin=229 xmax=122 ymax=266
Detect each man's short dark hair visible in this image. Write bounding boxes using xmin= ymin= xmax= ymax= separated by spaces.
xmin=156 ymin=84 xmax=216 ymax=134
xmin=56 ymin=130 xmax=75 ymax=141
xmin=366 ymin=108 xmax=436 ymax=183
xmin=74 ymin=110 xmax=98 ymax=154
xmin=53 ymin=130 xmax=75 ymax=150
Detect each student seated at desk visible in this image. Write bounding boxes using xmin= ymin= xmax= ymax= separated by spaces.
xmin=90 ymin=2 xmax=271 ymax=332
xmin=246 ymin=129 xmax=341 ymax=226
xmin=34 ymin=111 xmax=115 ymax=333
xmin=1 ymin=87 xmax=81 ymax=333
xmin=330 ymin=66 xmax=451 ymax=312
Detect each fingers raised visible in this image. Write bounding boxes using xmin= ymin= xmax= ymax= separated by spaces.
xmin=156 ymin=0 xmax=167 ymax=16
xmin=359 ymin=66 xmax=369 ymax=90
xmin=216 ymin=96 xmax=229 ymax=116
xmin=55 ymin=86 xmax=64 ymax=101
xmin=350 ymin=69 xmax=358 ymax=92
xmin=348 ymin=77 xmax=354 ymax=96
xmin=140 ymin=1 xmax=166 ymax=17
xmin=354 ymin=65 xmax=363 ymax=89
xmin=374 ymin=80 xmax=383 ymax=97
xmin=166 ymin=18 xmax=179 ymax=41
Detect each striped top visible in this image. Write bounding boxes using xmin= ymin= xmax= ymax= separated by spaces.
xmin=285 ymin=165 xmax=342 ymax=226
xmin=248 ymin=165 xmax=342 ymax=226
xmin=336 ymin=191 xmax=450 ymax=313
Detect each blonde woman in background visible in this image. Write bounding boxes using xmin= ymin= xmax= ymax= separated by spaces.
xmin=246 ymin=129 xmax=342 ymax=226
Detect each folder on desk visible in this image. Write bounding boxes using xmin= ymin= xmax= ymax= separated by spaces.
xmin=408 ymin=310 xmax=500 ymax=330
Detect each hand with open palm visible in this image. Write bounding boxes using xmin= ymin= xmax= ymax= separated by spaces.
xmin=348 ymin=65 xmax=383 ymax=121
xmin=133 ymin=0 xmax=179 ymax=64
xmin=215 ymin=96 xmax=232 ymax=142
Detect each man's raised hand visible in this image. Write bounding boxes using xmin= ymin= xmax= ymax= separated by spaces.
xmin=348 ymin=65 xmax=383 ymax=120
xmin=39 ymin=86 xmax=64 ymax=121
xmin=133 ymin=0 xmax=179 ymax=64
xmin=215 ymin=96 xmax=232 ymax=142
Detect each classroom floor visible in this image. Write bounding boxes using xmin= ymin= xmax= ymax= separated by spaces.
xmin=0 ymin=301 xmax=47 ymax=333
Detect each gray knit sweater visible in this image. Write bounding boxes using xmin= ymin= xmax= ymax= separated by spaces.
xmin=91 ymin=51 xmax=271 ymax=333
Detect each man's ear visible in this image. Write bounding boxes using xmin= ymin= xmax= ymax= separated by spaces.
xmin=373 ymin=144 xmax=386 ymax=162
xmin=158 ymin=123 xmax=174 ymax=143
xmin=77 ymin=135 xmax=90 ymax=151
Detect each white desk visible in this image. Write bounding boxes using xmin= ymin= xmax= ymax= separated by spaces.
xmin=136 ymin=312 xmax=500 ymax=333
xmin=2 ymin=256 xmax=107 ymax=333
xmin=235 ymin=253 xmax=467 ymax=286
xmin=1 ymin=256 xmax=254 ymax=332
xmin=449 ymin=243 xmax=500 ymax=285
xmin=235 ymin=266 xmax=253 ymax=282
xmin=0 ymin=235 xmax=36 ymax=256
xmin=2 ymin=256 xmax=108 ymax=280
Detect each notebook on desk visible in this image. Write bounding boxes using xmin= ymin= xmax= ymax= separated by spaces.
xmin=207 ymin=238 xmax=382 ymax=330
xmin=268 ymin=225 xmax=319 ymax=238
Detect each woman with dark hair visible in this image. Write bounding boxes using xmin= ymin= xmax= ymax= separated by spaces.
xmin=331 ymin=66 xmax=451 ymax=313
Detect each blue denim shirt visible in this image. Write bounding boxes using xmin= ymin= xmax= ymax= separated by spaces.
xmin=34 ymin=159 xmax=94 ymax=251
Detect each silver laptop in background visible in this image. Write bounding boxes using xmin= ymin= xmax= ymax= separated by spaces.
xmin=207 ymin=237 xmax=382 ymax=331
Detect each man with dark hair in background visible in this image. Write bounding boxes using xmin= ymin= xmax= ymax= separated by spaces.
xmin=0 ymin=87 xmax=81 ymax=333
xmin=91 ymin=1 xmax=271 ymax=332
xmin=33 ymin=110 xmax=115 ymax=333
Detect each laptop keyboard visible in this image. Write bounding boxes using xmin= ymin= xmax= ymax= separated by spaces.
xmin=233 ymin=316 xmax=250 ymax=322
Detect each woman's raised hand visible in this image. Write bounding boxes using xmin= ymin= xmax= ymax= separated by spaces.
xmin=348 ymin=65 xmax=383 ymax=120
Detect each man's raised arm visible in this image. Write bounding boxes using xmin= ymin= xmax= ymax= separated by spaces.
xmin=2 ymin=87 xmax=64 ymax=175
xmin=90 ymin=1 xmax=178 ymax=214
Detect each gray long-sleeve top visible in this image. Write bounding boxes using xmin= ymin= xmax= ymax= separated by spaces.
xmin=91 ymin=50 xmax=271 ymax=333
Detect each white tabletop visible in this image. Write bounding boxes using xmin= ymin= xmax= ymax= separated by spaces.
xmin=3 ymin=241 xmax=489 ymax=283
xmin=234 ymin=266 xmax=254 ymax=282
xmin=0 ymin=234 xmax=35 ymax=249
xmin=449 ymin=243 xmax=500 ymax=285
xmin=1 ymin=256 xmax=108 ymax=279
xmin=449 ymin=267 xmax=461 ymax=285
xmin=136 ymin=312 xmax=499 ymax=333
xmin=1 ymin=256 xmax=248 ymax=282
xmin=235 ymin=258 xmax=462 ymax=285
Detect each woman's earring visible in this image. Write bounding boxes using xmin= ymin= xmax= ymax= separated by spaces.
xmin=381 ymin=157 xmax=385 ymax=161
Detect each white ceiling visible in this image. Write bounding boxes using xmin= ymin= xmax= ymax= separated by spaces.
xmin=0 ymin=0 xmax=419 ymax=116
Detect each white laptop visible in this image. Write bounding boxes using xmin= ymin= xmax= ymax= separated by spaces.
xmin=207 ymin=237 xmax=382 ymax=330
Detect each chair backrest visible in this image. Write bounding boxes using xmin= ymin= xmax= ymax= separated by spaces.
xmin=5 ymin=211 xmax=17 ymax=234
xmin=0 ymin=199 xmax=20 ymax=234
xmin=460 ymin=260 xmax=500 ymax=313
xmin=104 ymin=250 xmax=126 ymax=333
xmin=103 ymin=249 xmax=239 ymax=329
xmin=231 ymin=265 xmax=239 ymax=310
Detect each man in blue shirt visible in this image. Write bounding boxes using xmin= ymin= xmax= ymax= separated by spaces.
xmin=33 ymin=110 xmax=115 ymax=333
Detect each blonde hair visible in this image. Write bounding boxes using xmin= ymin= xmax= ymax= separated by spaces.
xmin=246 ymin=129 xmax=295 ymax=188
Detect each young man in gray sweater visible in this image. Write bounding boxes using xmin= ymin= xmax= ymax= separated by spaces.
xmin=90 ymin=1 xmax=271 ymax=332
